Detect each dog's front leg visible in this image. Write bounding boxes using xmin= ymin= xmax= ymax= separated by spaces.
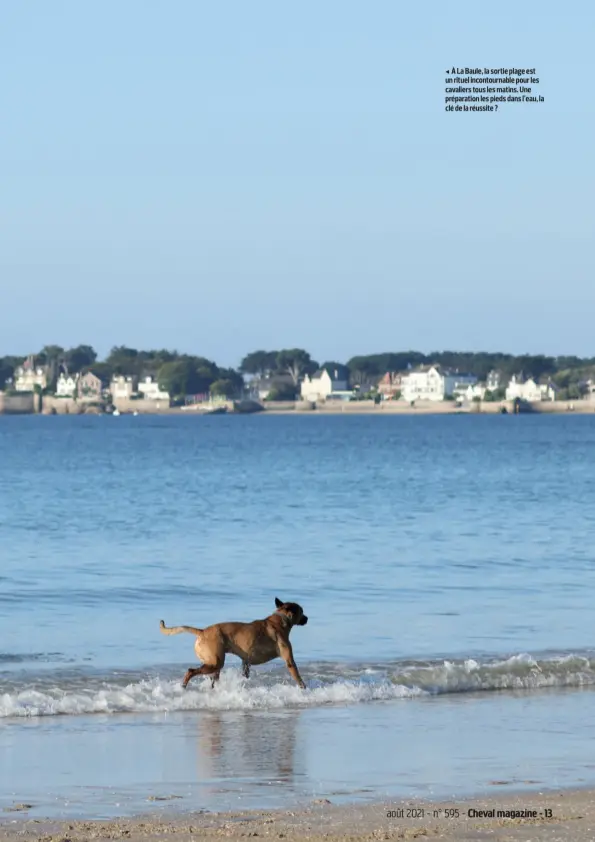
xmin=242 ymin=661 xmax=251 ymax=679
xmin=278 ymin=640 xmax=306 ymax=689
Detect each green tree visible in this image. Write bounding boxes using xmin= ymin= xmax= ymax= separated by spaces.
xmin=239 ymin=350 xmax=279 ymax=377
xmin=513 ymin=354 xmax=556 ymax=380
xmin=215 ymin=367 xmax=244 ymax=395
xmin=566 ymin=383 xmax=583 ymax=400
xmin=39 ymin=344 xmax=65 ymax=364
xmin=276 ymin=349 xmax=317 ymax=384
xmin=0 ymin=357 xmax=18 ymax=388
xmin=265 ymin=381 xmax=297 ymax=401
xmin=210 ymin=379 xmax=236 ymax=398
xmin=89 ymin=362 xmax=114 ymax=384
xmin=157 ymin=360 xmax=193 ymax=398
xmin=64 ymin=344 xmax=97 ymax=373
xmin=320 ymin=362 xmax=349 ymax=380
xmin=483 ymin=387 xmax=507 ymax=402
xmin=137 ymin=349 xmax=179 ymax=376
xmin=347 ymin=352 xmax=427 ymax=383
xmin=346 ymin=356 xmax=382 ymax=386
xmin=36 ymin=345 xmax=65 ymax=391
xmin=106 ymin=346 xmax=139 ymax=375
xmin=191 ymin=356 xmax=220 ymax=393
xmin=156 ymin=356 xmax=221 ymax=398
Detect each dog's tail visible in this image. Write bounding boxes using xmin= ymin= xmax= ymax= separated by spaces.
xmin=159 ymin=620 xmax=203 ymax=636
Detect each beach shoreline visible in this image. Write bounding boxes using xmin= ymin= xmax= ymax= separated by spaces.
xmin=2 ymin=787 xmax=594 ymax=841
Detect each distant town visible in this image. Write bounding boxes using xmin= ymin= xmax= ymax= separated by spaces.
xmin=1 ymin=345 xmax=594 ymax=414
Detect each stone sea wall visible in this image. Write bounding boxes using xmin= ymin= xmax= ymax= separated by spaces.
xmin=0 ymin=392 xmax=36 ymax=414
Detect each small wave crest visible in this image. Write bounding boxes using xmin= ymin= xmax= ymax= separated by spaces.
xmin=0 ymin=651 xmax=71 ymax=665
xmin=2 ymin=652 xmax=595 ymax=718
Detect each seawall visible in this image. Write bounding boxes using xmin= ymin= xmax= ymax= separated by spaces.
xmin=0 ymin=392 xmax=36 ymax=414
xmin=263 ymin=399 xmax=595 ymax=415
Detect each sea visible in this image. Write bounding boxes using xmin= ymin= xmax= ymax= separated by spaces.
xmin=2 ymin=412 xmax=595 ymax=818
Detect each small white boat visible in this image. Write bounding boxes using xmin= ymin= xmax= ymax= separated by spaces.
xmin=112 ymin=409 xmax=120 ymax=417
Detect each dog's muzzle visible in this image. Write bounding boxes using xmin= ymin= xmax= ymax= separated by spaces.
xmin=300 ymin=615 xmax=308 ymax=626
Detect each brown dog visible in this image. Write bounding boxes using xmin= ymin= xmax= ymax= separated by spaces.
xmin=160 ymin=597 xmax=308 ymax=689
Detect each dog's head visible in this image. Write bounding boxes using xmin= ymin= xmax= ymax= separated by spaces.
xmin=275 ymin=597 xmax=308 ymax=626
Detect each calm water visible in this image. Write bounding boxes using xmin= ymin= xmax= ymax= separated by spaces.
xmin=2 ymin=413 xmax=595 ymax=816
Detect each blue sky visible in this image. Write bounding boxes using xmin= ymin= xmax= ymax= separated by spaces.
xmin=1 ymin=1 xmax=593 ymax=367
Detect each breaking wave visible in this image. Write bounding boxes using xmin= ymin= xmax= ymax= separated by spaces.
xmin=2 ymin=652 xmax=595 ymax=718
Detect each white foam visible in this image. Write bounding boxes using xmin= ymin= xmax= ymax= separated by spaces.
xmin=0 ymin=673 xmax=417 ymax=718
xmin=398 ymin=652 xmax=595 ymax=694
xmin=2 ymin=653 xmax=594 ymax=718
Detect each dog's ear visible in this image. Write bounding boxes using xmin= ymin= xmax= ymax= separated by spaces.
xmin=275 ymin=597 xmax=283 ymax=608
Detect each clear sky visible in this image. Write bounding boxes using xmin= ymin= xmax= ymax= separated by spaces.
xmin=1 ymin=1 xmax=593 ymax=367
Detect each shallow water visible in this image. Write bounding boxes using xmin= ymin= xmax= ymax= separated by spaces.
xmin=2 ymin=414 xmax=595 ymax=815
xmin=3 ymin=685 xmax=595 ymax=818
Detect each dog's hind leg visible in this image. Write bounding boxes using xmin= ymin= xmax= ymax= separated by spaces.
xmin=182 ymin=631 xmax=226 ymax=689
xmin=182 ymin=660 xmax=224 ymax=689
xmin=242 ymin=661 xmax=251 ymax=679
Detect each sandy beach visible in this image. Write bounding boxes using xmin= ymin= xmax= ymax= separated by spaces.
xmin=2 ymin=789 xmax=594 ymax=842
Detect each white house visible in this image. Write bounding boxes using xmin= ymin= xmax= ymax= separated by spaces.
xmin=486 ymin=370 xmax=502 ymax=391
xmin=505 ymin=375 xmax=557 ymax=402
xmin=300 ymin=368 xmax=351 ymax=402
xmin=462 ymin=383 xmax=488 ymax=401
xmin=55 ymin=372 xmax=79 ymax=397
xmin=13 ymin=356 xmax=47 ymax=392
xmin=111 ymin=375 xmax=137 ymax=400
xmin=401 ymin=365 xmax=477 ymax=402
xmin=137 ymin=376 xmax=170 ymax=401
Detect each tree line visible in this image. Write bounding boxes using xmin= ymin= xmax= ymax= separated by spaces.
xmin=1 ymin=345 xmax=595 ymax=400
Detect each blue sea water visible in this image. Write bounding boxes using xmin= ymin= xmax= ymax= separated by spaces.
xmin=2 ymin=413 xmax=595 ymax=817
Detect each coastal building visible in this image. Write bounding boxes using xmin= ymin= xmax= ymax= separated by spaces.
xmin=300 ymin=368 xmax=351 ymax=402
xmin=55 ymin=372 xmax=79 ymax=397
xmin=462 ymin=383 xmax=487 ymax=401
xmin=377 ymin=372 xmax=405 ymax=399
xmin=251 ymin=374 xmax=295 ymax=401
xmin=505 ymin=375 xmax=558 ymax=402
xmin=111 ymin=375 xmax=138 ymax=400
xmin=137 ymin=376 xmax=170 ymax=401
xmin=401 ymin=365 xmax=477 ymax=402
xmin=486 ymin=370 xmax=503 ymax=391
xmin=13 ymin=356 xmax=47 ymax=392
xmin=77 ymin=371 xmax=107 ymax=400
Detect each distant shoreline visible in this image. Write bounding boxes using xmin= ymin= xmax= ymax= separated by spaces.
xmin=0 ymin=405 xmax=595 ymax=418
xmin=261 ymin=399 xmax=595 ymax=415
xmin=2 ymin=397 xmax=595 ymax=417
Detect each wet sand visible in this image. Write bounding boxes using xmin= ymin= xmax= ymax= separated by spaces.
xmin=2 ymin=789 xmax=594 ymax=842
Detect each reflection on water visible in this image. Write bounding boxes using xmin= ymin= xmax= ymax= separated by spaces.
xmin=190 ymin=709 xmax=302 ymax=788
xmin=4 ymin=688 xmax=595 ymax=818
